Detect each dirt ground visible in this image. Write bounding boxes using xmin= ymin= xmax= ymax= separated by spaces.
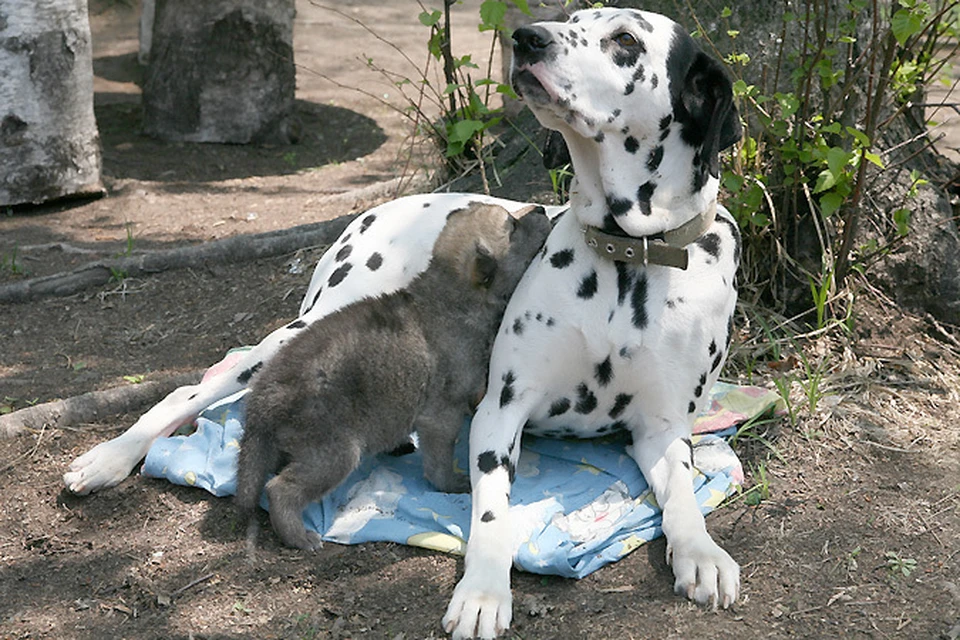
xmin=2 ymin=1 xmax=960 ymax=639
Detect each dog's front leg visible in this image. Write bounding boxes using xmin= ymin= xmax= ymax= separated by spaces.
xmin=628 ymin=423 xmax=740 ymax=609
xmin=442 ymin=395 xmax=528 ymax=639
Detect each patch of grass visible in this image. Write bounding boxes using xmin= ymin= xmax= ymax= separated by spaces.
xmin=2 ymin=246 xmax=27 ymax=275
xmin=884 ymin=551 xmax=918 ymax=579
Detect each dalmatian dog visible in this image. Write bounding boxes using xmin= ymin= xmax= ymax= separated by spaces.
xmin=63 ymin=193 xmax=565 ymax=495
xmin=442 ymin=8 xmax=742 ymax=639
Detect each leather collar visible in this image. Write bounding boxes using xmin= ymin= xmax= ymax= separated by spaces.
xmin=581 ymin=200 xmax=717 ymax=270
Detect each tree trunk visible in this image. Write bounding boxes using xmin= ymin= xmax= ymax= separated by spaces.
xmin=0 ymin=0 xmax=103 ymax=206
xmin=141 ymin=0 xmax=298 ymax=144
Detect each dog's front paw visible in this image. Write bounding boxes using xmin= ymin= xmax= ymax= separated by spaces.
xmin=442 ymin=572 xmax=512 ymax=639
xmin=63 ymin=436 xmax=145 ymax=495
xmin=667 ymin=534 xmax=740 ymax=609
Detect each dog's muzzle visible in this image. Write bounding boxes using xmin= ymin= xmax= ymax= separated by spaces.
xmin=512 ymin=25 xmax=554 ymax=64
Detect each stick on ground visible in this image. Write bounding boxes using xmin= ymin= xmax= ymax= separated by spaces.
xmin=0 ymin=372 xmax=203 ymax=437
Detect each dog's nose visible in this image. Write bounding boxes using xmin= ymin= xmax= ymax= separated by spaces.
xmin=512 ymin=25 xmax=554 ymax=56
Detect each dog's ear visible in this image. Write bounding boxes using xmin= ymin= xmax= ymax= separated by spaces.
xmin=678 ymin=50 xmax=741 ymax=178
xmin=470 ymin=241 xmax=499 ymax=289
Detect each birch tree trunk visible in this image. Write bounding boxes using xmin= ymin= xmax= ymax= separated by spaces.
xmin=0 ymin=0 xmax=103 ymax=206
xmin=141 ymin=0 xmax=298 ymax=144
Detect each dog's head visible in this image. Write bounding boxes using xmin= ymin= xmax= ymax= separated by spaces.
xmin=433 ymin=202 xmax=551 ymax=297
xmin=512 ymin=8 xmax=740 ymax=237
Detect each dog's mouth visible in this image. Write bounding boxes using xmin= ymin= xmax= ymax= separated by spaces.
xmin=512 ymin=64 xmax=559 ymax=105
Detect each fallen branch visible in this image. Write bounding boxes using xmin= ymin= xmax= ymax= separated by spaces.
xmin=0 ymin=371 xmax=202 ymax=437
xmin=0 ymin=215 xmax=358 ymax=304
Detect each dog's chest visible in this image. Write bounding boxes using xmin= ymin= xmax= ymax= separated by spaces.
xmin=502 ymin=211 xmax=739 ymax=437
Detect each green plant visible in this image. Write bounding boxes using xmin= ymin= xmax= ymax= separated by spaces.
xmin=884 ymin=550 xmax=918 ymax=578
xmin=701 ymin=0 xmax=960 ymax=325
xmin=2 ymin=246 xmax=27 ymax=275
xmin=548 ymin=163 xmax=574 ymax=202
xmin=416 ymin=0 xmax=530 ymax=179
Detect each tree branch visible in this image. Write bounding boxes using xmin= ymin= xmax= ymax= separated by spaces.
xmin=1 ymin=372 xmax=203 ymax=437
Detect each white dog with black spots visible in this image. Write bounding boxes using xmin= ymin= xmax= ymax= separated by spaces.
xmin=442 ymin=8 xmax=742 ymax=639
xmin=64 ymin=6 xmax=743 ymax=640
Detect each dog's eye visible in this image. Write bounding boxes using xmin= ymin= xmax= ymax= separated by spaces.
xmin=613 ymin=32 xmax=638 ymax=47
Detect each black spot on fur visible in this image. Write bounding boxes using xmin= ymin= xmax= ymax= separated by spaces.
xmin=477 ymin=451 xmax=498 ymax=474
xmin=607 ymin=195 xmax=633 ymax=218
xmin=574 ymin=383 xmax=598 ymax=414
xmin=709 ymin=340 xmax=718 ymax=356
xmin=481 ymin=510 xmax=496 ymax=523
xmin=550 ymin=248 xmax=575 ymax=269
xmin=615 ymin=261 xmax=634 ymax=305
xmin=502 ymin=455 xmax=516 ymax=482
xmin=359 ymin=214 xmax=376 ymax=234
xmin=237 ymin=361 xmax=263 ymax=384
xmin=624 ymin=136 xmax=639 ymax=154
xmin=423 ymin=202 xmax=431 ymax=207
xmin=548 ymin=397 xmax=571 ymax=417
xmin=636 ymin=182 xmax=656 ymax=216
xmin=694 ymin=383 xmax=703 ymax=398
xmin=716 ymin=214 xmax=742 ymax=265
xmin=546 ymin=317 xmax=556 ymax=327
xmin=304 ymin=286 xmax=323 ymax=314
xmin=682 ymin=460 xmax=691 ymax=470
xmin=646 ymin=145 xmax=664 ymax=171
xmin=630 ymin=273 xmax=648 ymax=328
xmin=659 ymin=114 xmax=672 ymax=130
xmin=594 ymin=131 xmax=606 ymax=143
xmin=328 ymin=263 xmax=353 ymax=287
xmin=697 ymin=233 xmax=721 ymax=259
xmin=633 ymin=13 xmax=654 ymax=32
xmin=335 ymin=245 xmax=353 ymax=262
xmin=577 ymin=270 xmax=599 ymax=299
xmin=700 ymin=372 xmax=708 ymax=386
xmin=609 ymin=393 xmax=633 ymax=419
xmin=711 ymin=350 xmax=723 ymax=372
xmin=500 ymin=370 xmax=516 ymax=408
xmin=286 ymin=320 xmax=307 ymax=329
xmin=595 ymin=357 xmax=613 ymax=386
xmin=366 ymin=252 xmax=383 ymax=271
xmin=188 ymin=393 xmax=198 ymax=401
xmin=512 ymin=317 xmax=525 ymax=335
xmin=624 ymin=81 xmax=635 ymax=96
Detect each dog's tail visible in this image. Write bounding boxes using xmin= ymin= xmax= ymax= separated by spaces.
xmin=235 ymin=410 xmax=280 ymax=556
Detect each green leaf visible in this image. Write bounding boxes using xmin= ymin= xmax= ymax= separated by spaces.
xmin=891 ymin=8 xmax=924 ymax=45
xmin=893 ymin=207 xmax=911 ymax=236
xmin=510 ymin=0 xmax=532 ymax=16
xmin=814 ymin=169 xmax=836 ymax=194
xmin=418 ymin=10 xmax=442 ymax=27
xmin=820 ymin=191 xmax=844 ymax=217
xmin=864 ymin=151 xmax=884 ymax=169
xmin=827 ymin=147 xmax=853 ymax=178
xmin=845 ymin=126 xmax=871 ymax=148
xmin=479 ymin=0 xmax=508 ymax=31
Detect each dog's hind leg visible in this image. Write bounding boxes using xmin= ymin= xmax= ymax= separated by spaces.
xmin=265 ymin=444 xmax=361 ymax=551
xmin=63 ymin=329 xmax=294 ymax=495
xmin=417 ymin=406 xmax=470 ymax=493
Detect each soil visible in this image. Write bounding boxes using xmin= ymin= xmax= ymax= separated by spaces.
xmin=2 ymin=2 xmax=959 ymax=639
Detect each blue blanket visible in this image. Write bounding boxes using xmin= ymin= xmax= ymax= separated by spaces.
xmin=143 ymin=379 xmax=780 ymax=579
